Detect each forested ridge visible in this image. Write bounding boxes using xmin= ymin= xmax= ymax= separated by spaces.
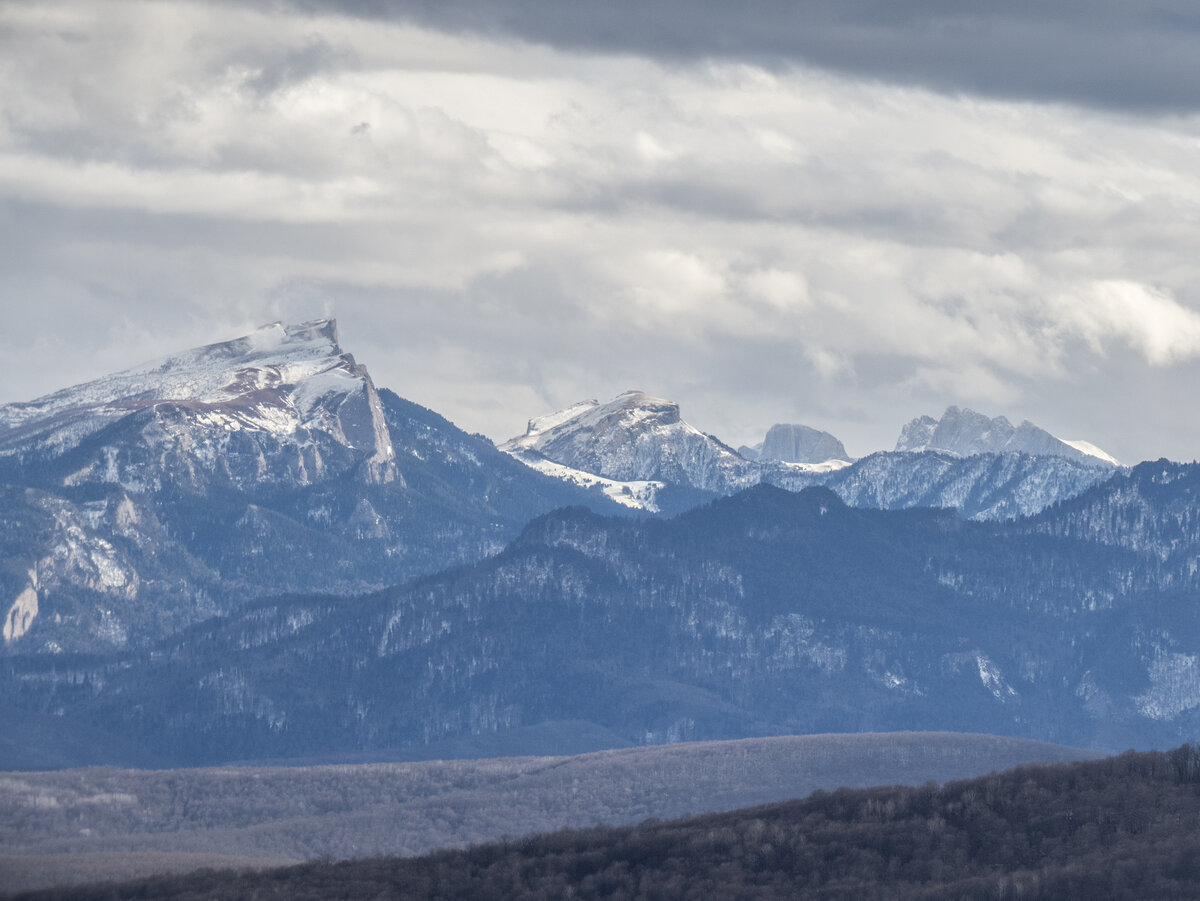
xmin=13 ymin=466 xmax=1200 ymax=768
xmin=0 ymin=733 xmax=1098 ymax=894
xmin=15 ymin=745 xmax=1200 ymax=900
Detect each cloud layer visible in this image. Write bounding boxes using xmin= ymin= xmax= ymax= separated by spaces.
xmin=2 ymin=0 xmax=1200 ymax=462
xmin=285 ymin=0 xmax=1200 ymax=113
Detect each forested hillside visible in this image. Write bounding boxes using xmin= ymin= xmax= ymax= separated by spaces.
xmin=15 ymin=746 xmax=1200 ymax=900
xmin=9 ymin=464 xmax=1200 ymax=765
xmin=0 ymin=732 xmax=1098 ymax=893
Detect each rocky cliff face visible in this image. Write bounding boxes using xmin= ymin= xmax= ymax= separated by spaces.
xmin=758 ymin=424 xmax=849 ymax=464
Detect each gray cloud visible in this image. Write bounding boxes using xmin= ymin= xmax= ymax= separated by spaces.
xmin=4 ymin=1 xmax=1200 ymax=467
xmin=238 ymin=36 xmax=345 ymax=99
xmin=268 ymin=0 xmax=1200 ymax=113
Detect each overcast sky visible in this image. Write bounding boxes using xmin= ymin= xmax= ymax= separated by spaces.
xmin=3 ymin=0 xmax=1200 ymax=463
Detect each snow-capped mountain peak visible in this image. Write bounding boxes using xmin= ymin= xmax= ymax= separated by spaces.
xmin=504 ymin=395 xmax=1117 ymax=519
xmin=3 ymin=320 xmax=340 ymax=427
xmin=500 ymin=390 xmax=753 ymax=493
xmin=0 ymin=319 xmax=397 ymax=487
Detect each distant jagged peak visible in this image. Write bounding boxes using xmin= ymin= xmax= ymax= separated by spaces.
xmin=895 ymin=406 xmax=1013 ymax=457
xmin=895 ymin=414 xmax=938 ymax=453
xmin=895 ymin=405 xmax=1118 ymax=466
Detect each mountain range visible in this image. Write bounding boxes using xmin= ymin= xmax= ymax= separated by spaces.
xmin=501 ymin=391 xmax=1119 ymax=517
xmin=1 ymin=322 xmax=1125 ymax=657
xmin=0 ymin=319 xmax=1184 ymax=770
xmin=896 ymin=406 xmax=1120 ymax=464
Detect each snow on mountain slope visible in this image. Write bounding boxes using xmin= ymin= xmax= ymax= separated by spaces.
xmin=521 ymin=401 xmax=602 ymax=440
xmin=895 ymin=406 xmax=1119 ymax=466
xmin=816 ymin=450 xmax=1116 ymax=521
xmin=0 ymin=319 xmax=397 ymax=488
xmin=506 ymin=450 xmax=665 ymax=511
xmin=768 ymin=459 xmax=854 ymax=476
xmin=501 ymin=391 xmax=757 ymax=494
xmin=1060 ymin=439 xmax=1121 ymax=466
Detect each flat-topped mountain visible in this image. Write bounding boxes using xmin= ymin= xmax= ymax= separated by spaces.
xmin=740 ymin=423 xmax=850 ymax=464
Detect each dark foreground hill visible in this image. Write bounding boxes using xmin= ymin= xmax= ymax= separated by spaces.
xmin=14 ymin=745 xmax=1200 ymax=901
xmin=0 ymin=732 xmax=1098 ymax=893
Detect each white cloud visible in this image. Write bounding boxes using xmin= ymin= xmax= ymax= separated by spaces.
xmin=1052 ymin=281 xmax=1200 ymax=366
xmin=0 ymin=153 xmax=386 ymax=221
xmin=744 ymin=269 xmax=810 ymax=312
